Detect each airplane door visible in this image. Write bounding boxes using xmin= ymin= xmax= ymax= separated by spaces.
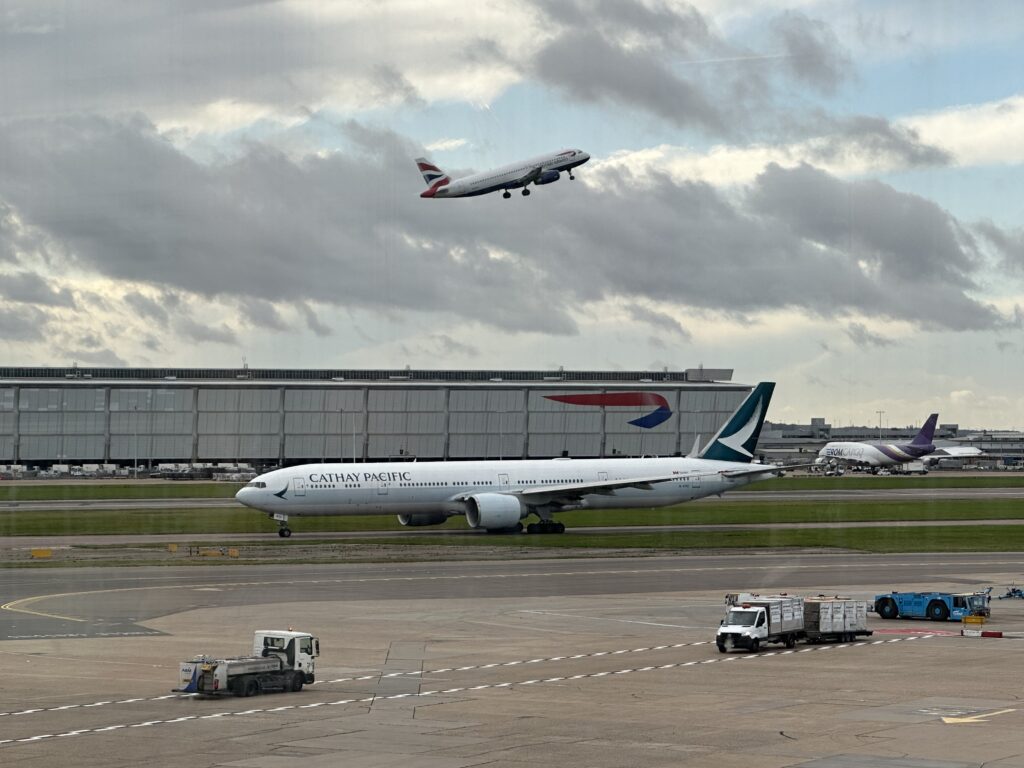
xmin=292 ymin=477 xmax=306 ymax=496
xmin=377 ymin=481 xmax=389 ymax=496
xmin=498 ymin=473 xmax=509 ymax=489
xmin=691 ymin=475 xmax=701 ymax=488
xmin=598 ymin=471 xmax=608 ymax=482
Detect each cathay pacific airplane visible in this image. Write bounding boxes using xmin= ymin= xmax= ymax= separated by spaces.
xmin=415 ymin=149 xmax=590 ymax=199
xmin=236 ymin=382 xmax=786 ymax=537
xmin=815 ymin=413 xmax=981 ymax=472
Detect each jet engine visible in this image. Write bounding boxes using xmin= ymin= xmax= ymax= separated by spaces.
xmin=397 ymin=512 xmax=449 ymax=527
xmin=536 ymin=169 xmax=561 ymax=185
xmin=465 ymin=493 xmax=526 ymax=531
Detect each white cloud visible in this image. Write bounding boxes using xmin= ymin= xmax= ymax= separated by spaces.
xmin=425 ymin=138 xmax=468 ymax=152
xmin=902 ymin=94 xmax=1024 ymax=168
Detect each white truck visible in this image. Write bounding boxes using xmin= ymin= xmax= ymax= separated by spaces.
xmin=717 ymin=594 xmax=872 ymax=652
xmin=717 ymin=594 xmax=804 ymax=652
xmin=175 ymin=630 xmax=320 ymax=697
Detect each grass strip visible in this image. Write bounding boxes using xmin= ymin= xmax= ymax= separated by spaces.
xmin=2 ymin=499 xmax=1023 ymax=536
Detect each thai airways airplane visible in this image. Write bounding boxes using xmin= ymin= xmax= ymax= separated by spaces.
xmin=236 ymin=383 xmax=786 ymax=537
xmin=815 ymin=413 xmax=981 ymax=472
xmin=415 ymin=149 xmax=590 ymax=199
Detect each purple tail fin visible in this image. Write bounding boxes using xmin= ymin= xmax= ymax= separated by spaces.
xmin=911 ymin=413 xmax=938 ymax=447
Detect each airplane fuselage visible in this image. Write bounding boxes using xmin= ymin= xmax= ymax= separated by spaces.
xmin=236 ymin=456 xmax=767 ymax=518
xmin=817 ymin=441 xmax=933 ymax=467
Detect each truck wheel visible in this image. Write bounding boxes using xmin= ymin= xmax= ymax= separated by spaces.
xmin=243 ymin=678 xmax=259 ymax=697
xmin=290 ymin=672 xmax=304 ymax=692
xmin=749 ymin=638 xmax=760 ymax=653
xmin=716 ymin=643 xmax=726 ymax=654
xmin=926 ymin=601 xmax=950 ymax=621
xmin=876 ymin=598 xmax=898 ymax=619
xmin=785 ymin=635 xmax=796 ymax=649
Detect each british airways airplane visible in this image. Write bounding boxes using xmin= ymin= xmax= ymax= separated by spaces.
xmin=815 ymin=413 xmax=981 ymax=472
xmin=235 ymin=383 xmax=786 ymax=537
xmin=415 ymin=149 xmax=590 ymax=199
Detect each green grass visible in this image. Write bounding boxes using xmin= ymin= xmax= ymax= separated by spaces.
xmin=0 ymin=482 xmax=244 ymax=501
xmin=736 ymin=475 xmax=1024 ymax=491
xmin=2 ymin=498 xmax=1022 ymax=537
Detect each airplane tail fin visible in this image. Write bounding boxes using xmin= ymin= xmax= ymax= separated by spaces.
xmin=415 ymin=157 xmax=449 ymax=187
xmin=911 ymin=413 xmax=938 ymax=447
xmin=698 ymin=382 xmax=775 ymax=463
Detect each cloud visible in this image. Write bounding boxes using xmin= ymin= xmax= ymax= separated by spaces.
xmin=123 ymin=290 xmax=169 ymax=323
xmin=974 ymin=219 xmax=1024 ymax=272
xmin=844 ymin=322 xmax=896 ymax=348
xmin=0 ymin=304 xmax=48 ymax=341
xmin=0 ymin=270 xmax=76 ymax=307
xmin=175 ymin=316 xmax=238 ymax=345
xmin=424 ymin=138 xmax=468 ymax=153
xmin=625 ymin=304 xmax=692 ymax=340
xmin=299 ymin=304 xmax=332 ymax=337
xmin=770 ymin=11 xmax=852 ymax=95
xmin=58 ymin=347 xmax=128 ymax=366
xmin=240 ymin=298 xmax=289 ymax=332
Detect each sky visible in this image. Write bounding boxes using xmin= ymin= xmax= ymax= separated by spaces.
xmin=0 ymin=0 xmax=1022 ymax=429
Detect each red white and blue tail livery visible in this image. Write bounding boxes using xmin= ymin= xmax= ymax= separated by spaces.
xmin=416 ymin=149 xmax=590 ymax=199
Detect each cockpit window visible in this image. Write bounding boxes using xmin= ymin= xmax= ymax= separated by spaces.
xmin=245 ymin=481 xmax=266 ymax=489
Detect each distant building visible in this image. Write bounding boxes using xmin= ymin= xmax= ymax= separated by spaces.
xmin=0 ymin=366 xmax=746 ymax=468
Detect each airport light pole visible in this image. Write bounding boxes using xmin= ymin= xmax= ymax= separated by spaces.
xmin=132 ymin=404 xmax=138 ymax=480
xmin=876 ymin=410 xmax=885 ymax=440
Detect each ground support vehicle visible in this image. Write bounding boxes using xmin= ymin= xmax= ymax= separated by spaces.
xmin=872 ymin=591 xmax=990 ymax=621
xmin=803 ymin=597 xmax=873 ymax=643
xmin=717 ymin=594 xmax=804 ymax=652
xmin=175 ymin=629 xmax=319 ymax=696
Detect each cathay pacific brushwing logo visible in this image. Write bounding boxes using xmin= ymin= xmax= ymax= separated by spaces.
xmin=273 ymin=486 xmax=288 ymax=499
xmin=544 ymin=392 xmax=672 ymax=428
xmin=717 ymin=398 xmax=763 ymax=458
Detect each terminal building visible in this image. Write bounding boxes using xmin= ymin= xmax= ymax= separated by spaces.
xmin=0 ymin=366 xmax=748 ymax=470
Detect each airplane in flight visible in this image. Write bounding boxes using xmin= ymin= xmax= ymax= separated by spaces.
xmin=815 ymin=413 xmax=982 ymax=473
xmin=236 ymin=382 xmax=788 ymax=537
xmin=415 ymin=149 xmax=590 ymax=199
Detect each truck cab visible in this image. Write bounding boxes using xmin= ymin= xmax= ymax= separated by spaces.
xmin=718 ymin=606 xmax=769 ymax=650
xmin=254 ymin=630 xmax=319 ymax=683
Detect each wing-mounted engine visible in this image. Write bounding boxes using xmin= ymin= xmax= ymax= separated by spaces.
xmin=465 ymin=493 xmax=526 ymax=531
xmin=397 ymin=512 xmax=450 ymax=527
xmin=536 ymin=169 xmax=561 ymax=185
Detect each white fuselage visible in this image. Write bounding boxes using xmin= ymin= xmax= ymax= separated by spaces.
xmin=435 ymin=149 xmax=590 ymax=198
xmin=817 ymin=442 xmax=924 ymax=467
xmin=236 ymin=456 xmax=765 ymax=518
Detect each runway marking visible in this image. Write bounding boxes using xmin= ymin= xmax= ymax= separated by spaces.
xmin=519 ymin=609 xmax=702 ymax=629
xmin=0 ymin=632 xmax=933 ymax=719
xmin=0 ymin=635 xmax=935 ymax=747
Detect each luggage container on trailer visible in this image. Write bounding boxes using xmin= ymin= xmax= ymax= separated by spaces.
xmin=803 ymin=597 xmax=872 ymax=643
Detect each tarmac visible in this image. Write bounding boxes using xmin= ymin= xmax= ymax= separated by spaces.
xmin=2 ymin=553 xmax=1024 ymax=767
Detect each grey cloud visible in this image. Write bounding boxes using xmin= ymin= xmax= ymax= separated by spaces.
xmin=299 ymin=304 xmax=331 ymax=337
xmin=0 ymin=304 xmax=48 ymax=340
xmin=0 ymin=117 xmax=1009 ymax=338
xmin=996 ymin=340 xmax=1015 ymax=353
xmin=175 ymin=317 xmax=238 ymax=345
xmin=123 ymin=291 xmax=169 ymax=323
xmin=770 ymin=11 xmax=852 ymax=94
xmin=0 ymin=270 xmax=76 ymax=307
xmin=59 ymin=347 xmax=127 ymax=366
xmin=626 ymin=304 xmax=691 ymax=340
xmin=974 ymin=219 xmax=1024 ymax=270
xmin=240 ymin=298 xmax=289 ymax=332
xmin=531 ymin=0 xmax=710 ymax=52
xmin=809 ymin=115 xmax=951 ymax=168
xmin=431 ymin=334 xmax=479 ymax=358
xmin=369 ymin=65 xmax=425 ymax=109
xmin=845 ymin=322 xmax=895 ymax=348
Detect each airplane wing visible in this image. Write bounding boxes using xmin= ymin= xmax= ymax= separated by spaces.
xmin=511 ymin=165 xmax=544 ymax=187
xmin=931 ymin=446 xmax=983 ymax=458
xmin=719 ymin=464 xmax=789 ymax=479
xmin=475 ymin=473 xmax=683 ymax=506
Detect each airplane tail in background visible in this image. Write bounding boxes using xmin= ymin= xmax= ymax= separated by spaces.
xmin=911 ymin=413 xmax=939 ymax=447
xmin=698 ymin=382 xmax=775 ymax=463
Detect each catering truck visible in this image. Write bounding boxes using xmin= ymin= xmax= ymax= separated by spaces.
xmin=174 ymin=629 xmax=319 ymax=697
xmin=717 ymin=594 xmax=872 ymax=652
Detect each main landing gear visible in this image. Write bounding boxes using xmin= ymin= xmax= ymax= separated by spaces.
xmin=502 ymin=190 xmax=511 ymax=199
xmin=569 ymin=171 xmax=576 ymax=180
xmin=521 ymin=188 xmax=531 ymax=196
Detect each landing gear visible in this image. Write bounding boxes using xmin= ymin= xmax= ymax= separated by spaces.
xmin=521 ymin=188 xmax=531 ymax=196
xmin=526 ymin=521 xmax=564 ymax=534
xmin=569 ymin=172 xmax=576 ymax=180
xmin=272 ymin=513 xmax=292 ymax=538
xmin=502 ymin=190 xmax=511 ymax=199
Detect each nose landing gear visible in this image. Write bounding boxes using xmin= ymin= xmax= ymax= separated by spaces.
xmin=271 ymin=513 xmax=292 ymax=538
